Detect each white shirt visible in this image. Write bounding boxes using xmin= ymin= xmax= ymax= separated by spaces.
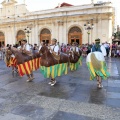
xmin=39 ymin=45 xmax=42 ymax=51
xmin=50 ymin=45 xmax=59 ymax=54
xmin=17 ymin=46 xmax=21 ymax=50
xmin=70 ymin=46 xmax=79 ymax=52
xmin=101 ymin=45 xmax=107 ymax=56
xmin=23 ymin=44 xmax=31 ymax=52
xmin=104 ymin=43 xmax=109 ymax=48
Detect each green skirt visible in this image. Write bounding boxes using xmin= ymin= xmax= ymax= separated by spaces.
xmin=87 ymin=61 xmax=110 ymax=80
xmin=70 ymin=56 xmax=83 ymax=71
xmin=40 ymin=63 xmax=68 ymax=78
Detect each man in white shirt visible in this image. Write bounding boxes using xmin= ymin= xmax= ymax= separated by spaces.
xmin=70 ymin=42 xmax=79 ymax=52
xmin=48 ymin=38 xmax=60 ymax=86
xmin=21 ymin=39 xmax=32 ymax=56
xmin=70 ymin=42 xmax=80 ymax=57
xmin=48 ymin=38 xmax=59 ymax=55
xmin=21 ymin=39 xmax=34 ymax=82
xmin=104 ymin=42 xmax=110 ymax=57
xmin=104 ymin=42 xmax=109 ymax=48
xmin=21 ymin=40 xmax=31 ymax=51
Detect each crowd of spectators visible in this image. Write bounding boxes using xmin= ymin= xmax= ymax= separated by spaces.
xmin=0 ymin=41 xmax=120 ymax=60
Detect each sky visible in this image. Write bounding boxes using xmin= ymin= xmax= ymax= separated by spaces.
xmin=0 ymin=0 xmax=119 ymax=25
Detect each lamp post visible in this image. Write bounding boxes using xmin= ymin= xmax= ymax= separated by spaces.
xmin=24 ymin=27 xmax=31 ymax=44
xmin=84 ymin=22 xmax=94 ymax=44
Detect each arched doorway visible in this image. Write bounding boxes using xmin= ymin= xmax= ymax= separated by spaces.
xmin=68 ymin=26 xmax=82 ymax=45
xmin=16 ymin=30 xmax=25 ymax=44
xmin=0 ymin=32 xmax=5 ymax=47
xmin=40 ymin=28 xmax=51 ymax=44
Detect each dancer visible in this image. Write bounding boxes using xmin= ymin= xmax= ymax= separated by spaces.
xmin=86 ymin=38 xmax=110 ymax=88
xmin=39 ymin=38 xmax=69 ymax=86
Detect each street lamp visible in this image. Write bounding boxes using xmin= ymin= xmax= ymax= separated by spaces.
xmin=24 ymin=27 xmax=31 ymax=44
xmin=84 ymin=22 xmax=94 ymax=44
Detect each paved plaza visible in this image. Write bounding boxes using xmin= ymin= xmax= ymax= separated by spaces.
xmin=0 ymin=57 xmax=120 ymax=120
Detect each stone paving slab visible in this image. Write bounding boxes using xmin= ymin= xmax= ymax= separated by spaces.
xmin=28 ymin=95 xmax=120 ymax=120
xmin=28 ymin=96 xmax=64 ymax=110
xmin=59 ymin=100 xmax=120 ymax=120
xmin=0 ymin=88 xmax=16 ymax=99
xmin=106 ymin=98 xmax=120 ymax=108
xmin=51 ymin=111 xmax=103 ymax=120
xmin=37 ymin=82 xmax=77 ymax=99
xmin=11 ymin=104 xmax=57 ymax=120
xmin=107 ymin=92 xmax=120 ymax=99
xmin=107 ymin=86 xmax=120 ymax=93
xmin=0 ymin=113 xmax=27 ymax=120
xmin=3 ymin=79 xmax=34 ymax=92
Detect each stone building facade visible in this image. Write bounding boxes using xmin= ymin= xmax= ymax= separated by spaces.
xmin=0 ymin=0 xmax=114 ymax=46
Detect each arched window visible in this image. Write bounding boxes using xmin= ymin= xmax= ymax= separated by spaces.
xmin=69 ymin=26 xmax=82 ymax=33
xmin=16 ymin=30 xmax=25 ymax=42
xmin=68 ymin=26 xmax=82 ymax=45
xmin=17 ymin=30 xmax=25 ymax=36
xmin=41 ymin=28 xmax=51 ymax=34
xmin=40 ymin=28 xmax=51 ymax=44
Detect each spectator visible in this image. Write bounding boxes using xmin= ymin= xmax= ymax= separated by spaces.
xmin=104 ymin=42 xmax=110 ymax=57
xmin=33 ymin=44 xmax=38 ymax=54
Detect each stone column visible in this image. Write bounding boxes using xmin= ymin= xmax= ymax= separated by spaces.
xmin=58 ymin=21 xmax=64 ymax=44
xmin=108 ymin=17 xmax=112 ymax=43
xmin=35 ymin=22 xmax=39 ymax=45
xmin=6 ymin=26 xmax=15 ymax=45
xmin=52 ymin=21 xmax=57 ymax=39
xmin=63 ymin=20 xmax=67 ymax=44
xmin=101 ymin=15 xmax=112 ymax=43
